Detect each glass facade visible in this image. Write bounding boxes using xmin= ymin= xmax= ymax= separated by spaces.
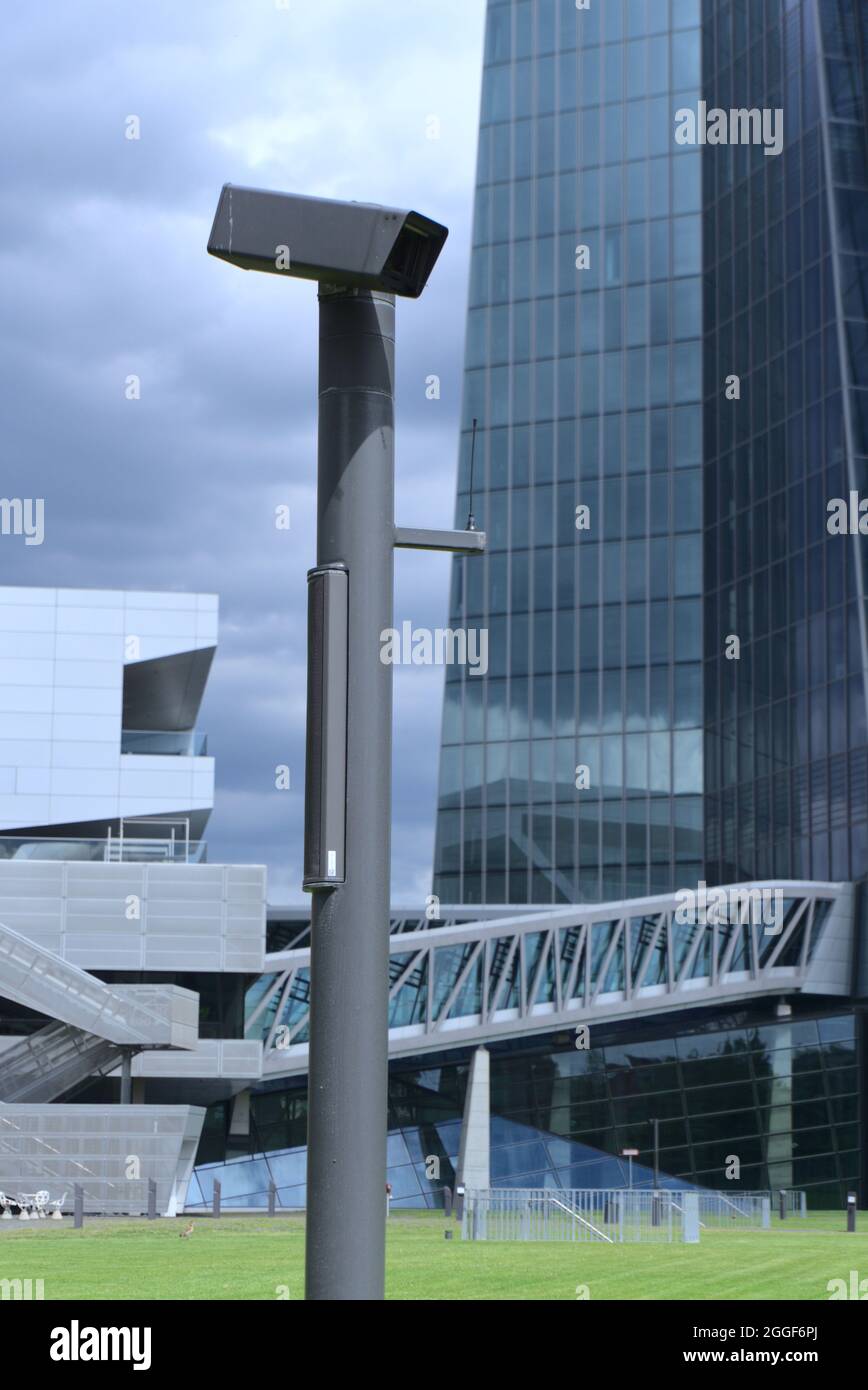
xmin=194 ymin=1007 xmax=861 ymax=1209
xmin=435 ymin=0 xmax=705 ymax=905
xmin=433 ymin=0 xmax=868 ymax=905
xmin=703 ymin=0 xmax=868 ymax=884
xmin=189 ymin=1117 xmax=691 ymax=1210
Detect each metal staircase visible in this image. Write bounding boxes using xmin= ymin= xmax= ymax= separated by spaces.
xmin=0 ymin=918 xmax=197 ymax=1048
xmin=0 ymin=914 xmax=205 ymax=1216
xmin=0 ymin=1023 xmax=123 ymax=1103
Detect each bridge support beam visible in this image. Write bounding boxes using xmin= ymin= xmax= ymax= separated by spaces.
xmin=456 ymin=1046 xmax=490 ymax=1195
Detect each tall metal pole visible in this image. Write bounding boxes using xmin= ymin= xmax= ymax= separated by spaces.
xmin=305 ymin=286 xmax=395 ymax=1301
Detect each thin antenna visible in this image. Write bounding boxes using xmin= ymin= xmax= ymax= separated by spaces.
xmin=466 ymin=417 xmax=479 ymax=531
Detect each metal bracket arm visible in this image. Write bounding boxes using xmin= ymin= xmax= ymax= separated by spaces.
xmin=394 ymin=526 xmax=486 ymax=554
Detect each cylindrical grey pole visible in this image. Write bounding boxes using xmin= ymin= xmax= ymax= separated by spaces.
xmin=73 ymin=1185 xmax=83 ymax=1229
xmin=305 ymin=287 xmax=395 ymax=1301
xmin=847 ymin=1192 xmax=857 ymax=1233
xmin=212 ymin=1179 xmax=221 ymax=1219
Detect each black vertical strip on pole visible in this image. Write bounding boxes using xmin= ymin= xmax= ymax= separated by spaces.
xmin=303 ymin=566 xmax=348 ymax=888
xmin=847 ymin=1193 xmax=857 ymax=1233
xmin=779 ymin=1189 xmax=787 ymax=1220
xmin=147 ymin=1178 xmax=156 ymax=1220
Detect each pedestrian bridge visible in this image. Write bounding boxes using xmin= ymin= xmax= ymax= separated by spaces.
xmin=249 ymin=881 xmax=855 ymax=1079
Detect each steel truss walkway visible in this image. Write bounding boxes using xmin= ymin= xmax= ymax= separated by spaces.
xmin=250 ymin=882 xmax=855 ymax=1079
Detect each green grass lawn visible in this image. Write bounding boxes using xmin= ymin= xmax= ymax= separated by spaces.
xmin=1 ymin=1211 xmax=865 ymax=1301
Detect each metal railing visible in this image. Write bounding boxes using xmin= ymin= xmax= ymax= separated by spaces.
xmin=691 ymin=1192 xmax=771 ymax=1229
xmin=742 ymin=1188 xmax=808 ymax=1217
xmin=0 ymin=832 xmax=205 ymax=865
xmin=462 ymin=1188 xmax=707 ymax=1243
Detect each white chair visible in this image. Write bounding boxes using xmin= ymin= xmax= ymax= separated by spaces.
xmin=17 ymin=1192 xmax=35 ymax=1220
xmin=33 ymin=1190 xmax=50 ymax=1219
xmin=51 ymin=1192 xmax=67 ymax=1220
xmin=0 ymin=1191 xmax=12 ymax=1220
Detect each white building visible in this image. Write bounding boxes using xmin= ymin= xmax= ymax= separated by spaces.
xmin=0 ymin=586 xmax=216 ymax=850
xmin=0 ymin=587 xmax=265 ymax=1216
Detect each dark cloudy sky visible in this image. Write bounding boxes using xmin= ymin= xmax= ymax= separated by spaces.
xmin=1 ymin=0 xmax=485 ymax=902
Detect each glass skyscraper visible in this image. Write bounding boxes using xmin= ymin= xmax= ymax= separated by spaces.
xmin=703 ymin=0 xmax=868 ymax=885
xmin=434 ymin=0 xmax=868 ymax=906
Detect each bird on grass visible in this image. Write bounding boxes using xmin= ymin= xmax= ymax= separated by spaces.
xmin=179 ymin=1221 xmax=194 ymax=1239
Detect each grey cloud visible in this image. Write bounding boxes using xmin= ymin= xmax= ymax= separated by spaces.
xmin=1 ymin=0 xmax=485 ymax=904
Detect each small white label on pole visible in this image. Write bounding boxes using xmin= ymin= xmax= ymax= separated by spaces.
xmin=622 ymin=1149 xmax=639 ymax=1157
xmin=327 ymin=850 xmax=337 ymax=877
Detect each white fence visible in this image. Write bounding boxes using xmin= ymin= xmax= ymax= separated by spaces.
xmin=692 ymin=1192 xmax=771 ymax=1230
xmin=745 ymin=1188 xmax=808 ymax=1217
xmin=462 ymin=1189 xmax=706 ymax=1244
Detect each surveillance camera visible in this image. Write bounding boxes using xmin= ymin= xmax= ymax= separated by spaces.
xmin=207 ymin=184 xmax=448 ymax=298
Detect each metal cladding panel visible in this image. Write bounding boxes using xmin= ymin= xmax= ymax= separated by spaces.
xmin=0 ymin=1104 xmax=206 ymax=1215
xmin=803 ymin=884 xmax=856 ymax=993
xmin=113 ymin=985 xmax=200 ymax=1050
xmin=225 ymin=942 xmax=265 ymax=971
xmin=0 ymin=861 xmax=266 ymax=972
xmin=130 ymin=1039 xmax=262 ymax=1080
